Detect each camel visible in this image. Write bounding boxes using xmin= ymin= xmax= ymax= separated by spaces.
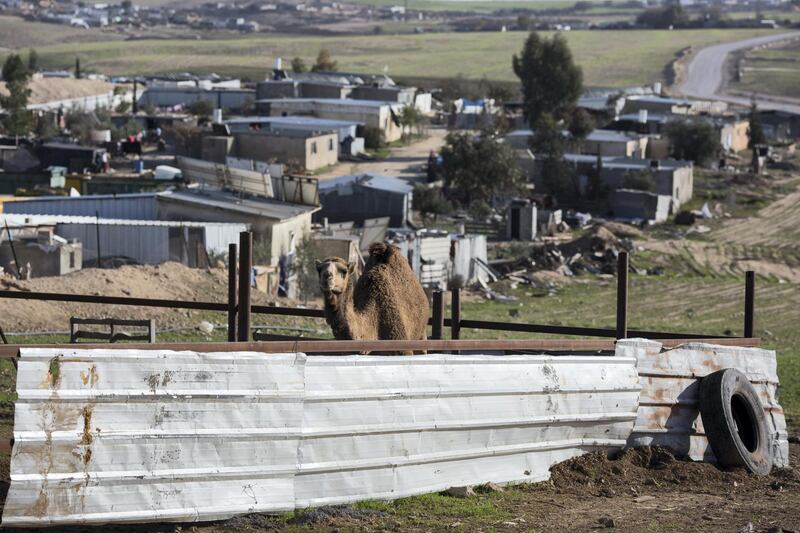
xmin=316 ymin=242 xmax=429 ymax=354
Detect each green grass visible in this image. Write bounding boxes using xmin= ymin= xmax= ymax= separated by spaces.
xmin=449 ymin=274 xmax=800 ymax=420
xmin=345 ymin=0 xmax=601 ymax=11
xmin=734 ymin=40 xmax=800 ymax=100
xmin=10 ymin=29 xmax=776 ymax=86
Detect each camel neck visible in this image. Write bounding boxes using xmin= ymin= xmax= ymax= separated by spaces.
xmin=323 ymin=275 xmax=356 ymax=339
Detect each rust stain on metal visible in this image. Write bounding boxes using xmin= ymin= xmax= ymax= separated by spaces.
xmin=30 ymin=489 xmax=49 ymax=518
xmin=80 ymin=365 xmax=99 ymax=387
xmin=40 ymin=356 xmax=62 ymax=389
xmin=81 ymin=405 xmax=94 ymax=446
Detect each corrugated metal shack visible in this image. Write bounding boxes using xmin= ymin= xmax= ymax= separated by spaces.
xmin=317 ymin=173 xmax=413 ymax=227
xmin=391 ymin=231 xmax=488 ymax=290
xmin=3 ymin=214 xmax=247 ymax=267
xmin=3 ymin=193 xmax=159 ymax=220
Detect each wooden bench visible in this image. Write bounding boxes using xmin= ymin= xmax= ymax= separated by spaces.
xmin=70 ymin=318 xmax=156 ymax=344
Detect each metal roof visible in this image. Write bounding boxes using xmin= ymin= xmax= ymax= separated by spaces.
xmin=585 ymin=129 xmax=643 ymax=143
xmin=1 ymin=213 xmax=247 ymax=228
xmin=225 ymin=116 xmax=362 ymax=127
xmin=319 ymin=173 xmax=413 ymax=195
xmin=257 ymin=98 xmax=397 ymax=109
xmin=564 ymin=153 xmax=692 ymax=170
xmin=627 ymin=95 xmax=692 ymax=106
xmin=157 ymin=189 xmax=319 ymax=220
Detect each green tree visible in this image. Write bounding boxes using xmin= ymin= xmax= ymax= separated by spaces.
xmin=664 ymin=118 xmax=721 ymax=166
xmin=311 ymin=49 xmax=337 ymax=72
xmin=187 ymin=99 xmax=214 ymax=119
xmin=27 ymin=48 xmax=38 ymax=72
xmin=363 ymin=126 xmax=386 ymax=150
xmin=75 ymin=57 xmax=81 ymax=79
xmin=412 ymin=184 xmax=451 ymax=225
xmin=567 ymin=108 xmax=594 ymax=140
xmin=291 ymin=57 xmax=307 ymax=73
xmin=512 ymin=31 xmax=583 ymax=127
xmin=487 ymin=82 xmax=516 ymax=105
xmin=531 ymin=113 xmax=576 ymax=199
xmin=399 ymin=105 xmax=423 ymax=139
xmin=292 ymin=234 xmax=321 ymax=304
xmin=0 ymin=54 xmax=33 ymax=142
xmin=747 ymin=100 xmax=766 ymax=148
xmin=636 ymin=3 xmax=689 ymax=28
xmin=441 ymin=131 xmax=524 ymax=208
xmin=586 ymin=154 xmax=607 ymax=200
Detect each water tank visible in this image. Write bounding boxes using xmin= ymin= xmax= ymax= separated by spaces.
xmin=638 ymin=109 xmax=648 ymax=124
xmin=275 ymin=57 xmax=282 ymax=70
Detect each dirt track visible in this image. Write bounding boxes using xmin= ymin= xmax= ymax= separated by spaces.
xmin=315 ymin=128 xmax=448 ymax=181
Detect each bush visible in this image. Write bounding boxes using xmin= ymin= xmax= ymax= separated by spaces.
xmin=664 ymin=118 xmax=721 ymax=166
xmin=363 ymin=126 xmax=386 ymax=150
xmin=412 ymin=184 xmax=451 ymax=224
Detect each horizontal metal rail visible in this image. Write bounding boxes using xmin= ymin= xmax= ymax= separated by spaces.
xmin=0 ymin=337 xmax=761 ymax=359
xmin=456 ymin=319 xmax=728 ymax=340
xmin=0 ymin=290 xmax=734 ymax=341
xmin=0 ymin=290 xmax=228 ymax=312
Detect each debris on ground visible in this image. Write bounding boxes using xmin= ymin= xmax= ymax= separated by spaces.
xmin=288 ymin=505 xmax=387 ymax=525
xmin=444 ymin=486 xmax=476 ymax=498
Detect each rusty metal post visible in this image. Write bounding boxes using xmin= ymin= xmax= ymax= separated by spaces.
xmin=0 ymin=325 xmax=7 ymax=345
xmin=3 ymin=217 xmax=22 ymax=279
xmin=744 ymin=271 xmax=755 ymax=338
xmin=237 ymin=232 xmax=252 ymax=342
xmin=431 ymin=290 xmax=444 ymax=340
xmin=227 ymin=242 xmax=237 ymax=342
xmin=616 ymin=252 xmax=628 ymax=340
xmin=451 ymin=288 xmax=461 ymax=340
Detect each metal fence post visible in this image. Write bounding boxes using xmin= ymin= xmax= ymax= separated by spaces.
xmin=451 ymin=288 xmax=461 ymax=340
xmin=228 ymin=242 xmax=237 ymax=342
xmin=616 ymin=252 xmax=628 ymax=340
xmin=431 ymin=290 xmax=444 ymax=340
xmin=744 ymin=271 xmax=755 ymax=338
xmin=237 ymin=232 xmax=252 ymax=342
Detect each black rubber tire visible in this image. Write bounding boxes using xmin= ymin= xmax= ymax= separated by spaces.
xmin=699 ymin=368 xmax=773 ymax=476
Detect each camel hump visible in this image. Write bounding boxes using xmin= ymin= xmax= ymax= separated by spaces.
xmin=367 ymin=241 xmax=395 ymax=263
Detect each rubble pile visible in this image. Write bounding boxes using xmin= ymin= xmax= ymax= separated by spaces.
xmin=487 ymin=222 xmax=645 ymax=292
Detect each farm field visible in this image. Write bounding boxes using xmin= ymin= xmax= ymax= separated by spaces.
xmin=733 ymin=39 xmax=800 ymax=100
xmin=0 ymin=16 xmax=125 ymax=51
xmin=9 ymin=28 xmax=777 ymax=86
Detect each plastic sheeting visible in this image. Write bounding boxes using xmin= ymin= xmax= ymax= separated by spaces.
xmin=620 ymin=339 xmax=789 ymax=468
xmin=3 ymin=349 xmax=639 ymax=526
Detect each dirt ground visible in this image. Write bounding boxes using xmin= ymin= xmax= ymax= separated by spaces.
xmin=1 ymin=441 xmax=796 ymax=532
xmin=0 ymin=262 xmax=307 ymax=335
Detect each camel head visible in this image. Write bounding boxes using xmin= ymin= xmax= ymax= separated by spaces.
xmin=316 ymin=257 xmax=354 ymax=295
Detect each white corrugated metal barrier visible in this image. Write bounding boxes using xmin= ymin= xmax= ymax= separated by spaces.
xmin=618 ymin=339 xmax=789 ymax=468
xmin=3 ymin=349 xmax=640 ymax=526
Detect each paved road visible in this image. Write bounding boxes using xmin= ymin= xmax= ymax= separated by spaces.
xmin=678 ymin=31 xmax=800 ymax=113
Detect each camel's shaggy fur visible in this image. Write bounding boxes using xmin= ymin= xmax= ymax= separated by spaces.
xmin=316 ymin=242 xmax=429 ymax=354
